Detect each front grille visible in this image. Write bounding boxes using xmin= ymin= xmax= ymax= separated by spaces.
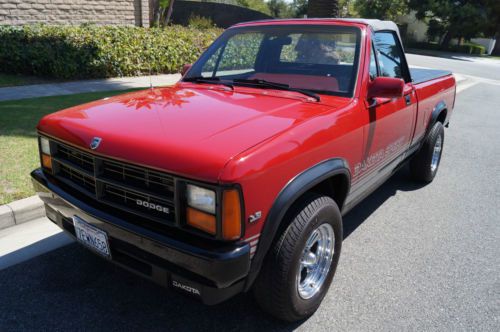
xmin=57 ymin=144 xmax=94 ymax=173
xmin=101 ymin=159 xmax=174 ymax=199
xmin=59 ymin=163 xmax=96 ymax=193
xmin=51 ymin=141 xmax=176 ymax=226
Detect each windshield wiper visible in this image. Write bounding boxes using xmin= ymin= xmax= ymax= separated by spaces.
xmin=183 ymin=76 xmax=234 ymax=90
xmin=233 ymin=78 xmax=320 ymax=102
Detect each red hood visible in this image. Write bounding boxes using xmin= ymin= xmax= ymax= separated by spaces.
xmin=38 ymin=84 xmax=350 ymax=182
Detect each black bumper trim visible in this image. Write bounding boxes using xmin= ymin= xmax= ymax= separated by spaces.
xmin=31 ymin=169 xmax=250 ymax=304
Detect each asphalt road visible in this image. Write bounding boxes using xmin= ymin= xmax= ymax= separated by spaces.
xmin=1 ymin=57 xmax=499 ymax=331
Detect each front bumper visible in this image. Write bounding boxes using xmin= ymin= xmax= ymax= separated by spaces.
xmin=31 ymin=168 xmax=250 ymax=305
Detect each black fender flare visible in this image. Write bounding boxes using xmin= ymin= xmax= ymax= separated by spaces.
xmin=427 ymin=101 xmax=448 ymax=135
xmin=243 ymin=158 xmax=350 ymax=290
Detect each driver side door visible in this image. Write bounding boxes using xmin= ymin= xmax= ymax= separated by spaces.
xmin=355 ymin=31 xmax=417 ymax=188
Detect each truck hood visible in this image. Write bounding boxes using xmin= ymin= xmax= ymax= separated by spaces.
xmin=38 ymin=84 xmax=349 ymax=181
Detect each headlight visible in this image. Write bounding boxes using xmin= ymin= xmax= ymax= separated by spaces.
xmin=40 ymin=137 xmax=51 ymax=155
xmin=186 ymin=184 xmax=216 ymax=214
xmin=40 ymin=137 xmax=53 ymax=171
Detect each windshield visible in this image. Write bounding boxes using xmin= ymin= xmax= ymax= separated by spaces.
xmin=184 ymin=25 xmax=361 ymax=97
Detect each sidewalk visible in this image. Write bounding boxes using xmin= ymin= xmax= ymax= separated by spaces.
xmin=0 ymin=73 xmax=181 ymax=102
xmin=0 ymin=217 xmax=73 ymax=270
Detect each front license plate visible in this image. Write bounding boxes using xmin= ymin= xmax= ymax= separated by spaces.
xmin=73 ymin=216 xmax=111 ymax=258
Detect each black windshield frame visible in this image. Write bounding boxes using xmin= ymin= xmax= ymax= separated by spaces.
xmin=184 ymin=25 xmax=362 ymax=98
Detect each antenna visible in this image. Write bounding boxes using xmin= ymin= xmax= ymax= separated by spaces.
xmin=147 ymin=34 xmax=153 ymax=90
xmin=148 ymin=57 xmax=153 ymax=89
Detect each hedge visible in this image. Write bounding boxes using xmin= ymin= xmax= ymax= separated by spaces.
xmin=450 ymin=43 xmax=486 ymax=55
xmin=0 ymin=25 xmax=222 ymax=79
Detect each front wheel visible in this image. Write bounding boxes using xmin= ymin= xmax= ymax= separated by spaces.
xmin=253 ymin=194 xmax=343 ymax=322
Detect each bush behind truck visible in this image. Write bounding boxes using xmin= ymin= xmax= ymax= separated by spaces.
xmin=0 ymin=25 xmax=222 ymax=79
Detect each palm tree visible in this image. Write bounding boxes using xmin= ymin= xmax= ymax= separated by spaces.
xmin=307 ymin=0 xmax=339 ymax=18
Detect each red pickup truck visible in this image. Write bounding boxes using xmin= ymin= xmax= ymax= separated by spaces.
xmin=31 ymin=19 xmax=456 ymax=321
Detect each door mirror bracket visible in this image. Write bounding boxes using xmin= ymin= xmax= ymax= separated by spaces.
xmin=367 ymin=98 xmax=378 ymax=108
xmin=181 ymin=64 xmax=192 ymax=77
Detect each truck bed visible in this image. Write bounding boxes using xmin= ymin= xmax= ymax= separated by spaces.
xmin=410 ymin=68 xmax=452 ymax=84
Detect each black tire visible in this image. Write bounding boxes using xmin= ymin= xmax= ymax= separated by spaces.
xmin=410 ymin=121 xmax=445 ymax=183
xmin=253 ymin=194 xmax=343 ymax=322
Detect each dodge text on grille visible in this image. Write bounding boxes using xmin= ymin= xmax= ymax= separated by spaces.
xmin=136 ymin=200 xmax=170 ymax=214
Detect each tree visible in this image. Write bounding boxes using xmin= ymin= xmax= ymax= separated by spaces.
xmin=338 ymin=0 xmax=358 ymax=17
xmin=289 ymin=0 xmax=308 ymax=18
xmin=485 ymin=0 xmax=500 ymax=55
xmin=307 ymin=0 xmax=339 ymax=18
xmin=151 ymin=0 xmax=175 ymax=27
xmin=492 ymin=29 xmax=500 ymax=56
xmin=267 ymin=0 xmax=293 ymax=17
xmin=236 ymin=0 xmax=272 ymax=15
xmin=408 ymin=0 xmax=488 ymax=46
xmin=354 ymin=0 xmax=409 ymax=21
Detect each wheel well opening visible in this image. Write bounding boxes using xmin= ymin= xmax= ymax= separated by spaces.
xmin=436 ymin=109 xmax=447 ymax=124
xmin=308 ymin=174 xmax=349 ymax=210
xmin=274 ymin=174 xmax=349 ymax=240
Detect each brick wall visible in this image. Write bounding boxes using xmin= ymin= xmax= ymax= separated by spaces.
xmin=0 ymin=0 xmax=150 ymax=26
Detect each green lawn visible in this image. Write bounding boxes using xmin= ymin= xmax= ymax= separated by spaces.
xmin=0 ymin=89 xmax=136 ymax=204
xmin=0 ymin=73 xmax=52 ymax=88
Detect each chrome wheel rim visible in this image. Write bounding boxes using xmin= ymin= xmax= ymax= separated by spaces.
xmin=431 ymin=135 xmax=443 ymax=173
xmin=297 ymin=223 xmax=335 ymax=299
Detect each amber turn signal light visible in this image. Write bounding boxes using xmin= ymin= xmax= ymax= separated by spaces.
xmin=41 ymin=153 xmax=52 ymax=170
xmin=222 ymin=189 xmax=242 ymax=240
xmin=187 ymin=207 xmax=216 ymax=235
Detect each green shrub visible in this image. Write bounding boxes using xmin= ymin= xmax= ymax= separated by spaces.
xmin=188 ymin=15 xmax=216 ymax=29
xmin=0 ymin=25 xmax=222 ymax=79
xmin=451 ymin=43 xmax=486 ymax=55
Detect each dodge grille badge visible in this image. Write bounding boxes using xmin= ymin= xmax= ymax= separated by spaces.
xmin=90 ymin=137 xmax=102 ymax=150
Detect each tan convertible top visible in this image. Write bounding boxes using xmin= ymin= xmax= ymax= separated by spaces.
xmin=336 ymin=18 xmax=399 ymax=32
xmin=337 ymin=18 xmax=402 ymax=41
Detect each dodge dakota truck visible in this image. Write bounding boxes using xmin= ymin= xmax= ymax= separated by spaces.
xmin=31 ymin=19 xmax=456 ymax=321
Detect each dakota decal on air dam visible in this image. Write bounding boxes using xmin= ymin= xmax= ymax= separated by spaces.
xmin=354 ymin=136 xmax=406 ymax=177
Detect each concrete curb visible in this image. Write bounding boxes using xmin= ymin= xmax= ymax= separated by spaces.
xmin=0 ymin=196 xmax=44 ymax=231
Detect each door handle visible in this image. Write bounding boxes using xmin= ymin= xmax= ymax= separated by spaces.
xmin=405 ymin=94 xmax=411 ymax=105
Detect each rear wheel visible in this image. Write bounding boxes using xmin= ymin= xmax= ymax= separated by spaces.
xmin=253 ymin=194 xmax=342 ymax=322
xmin=410 ymin=121 xmax=445 ymax=182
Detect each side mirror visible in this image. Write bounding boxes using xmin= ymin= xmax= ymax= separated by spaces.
xmin=181 ymin=64 xmax=192 ymax=77
xmin=367 ymin=77 xmax=404 ymax=100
